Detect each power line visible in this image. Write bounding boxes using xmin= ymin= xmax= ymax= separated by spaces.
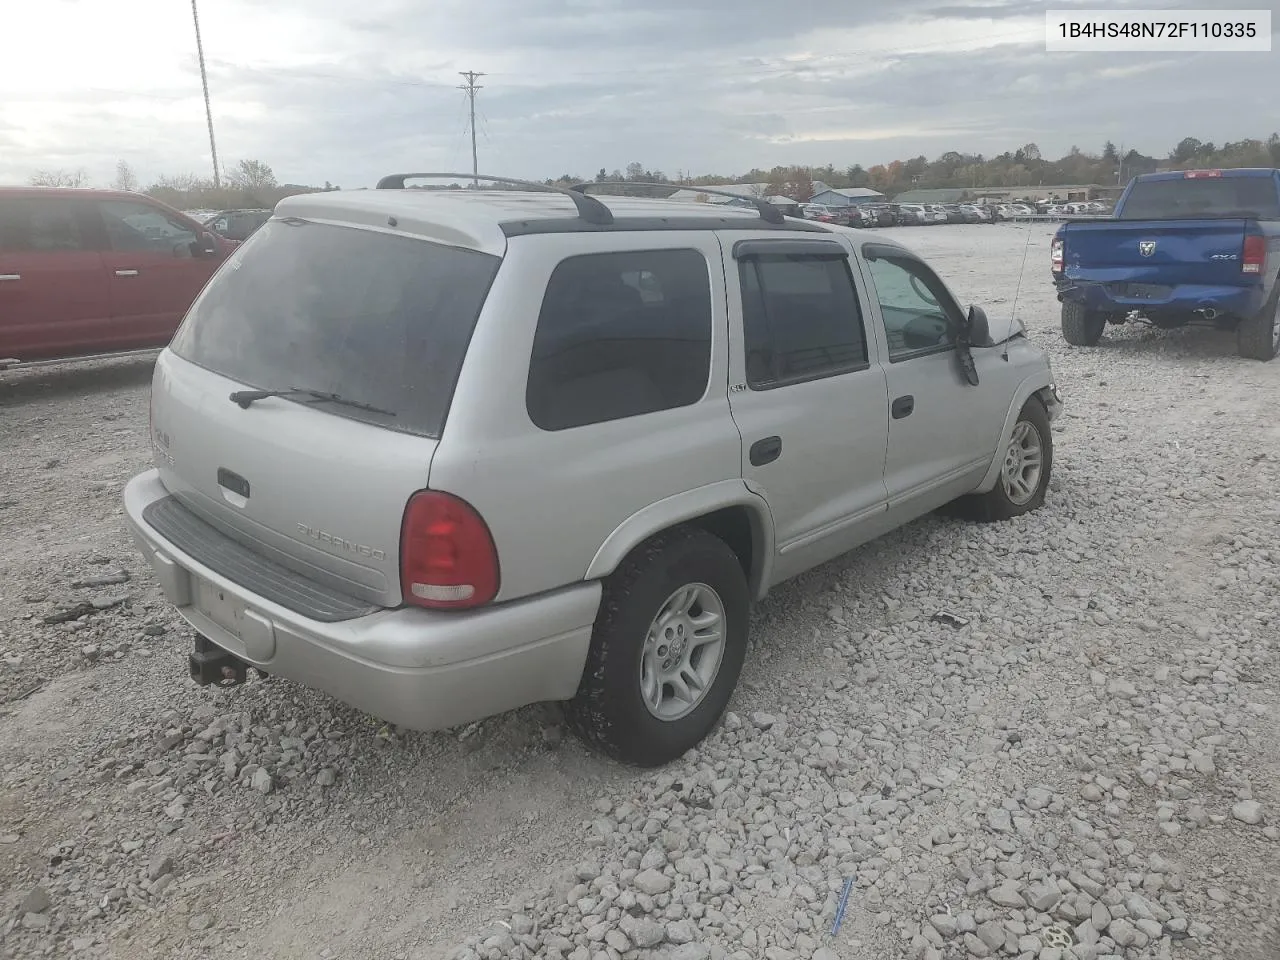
xmin=190 ymin=0 xmax=221 ymax=188
xmin=458 ymin=70 xmax=485 ymax=185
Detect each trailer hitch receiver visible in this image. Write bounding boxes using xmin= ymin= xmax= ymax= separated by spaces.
xmin=188 ymin=633 xmax=259 ymax=687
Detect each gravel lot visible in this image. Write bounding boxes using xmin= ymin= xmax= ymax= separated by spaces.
xmin=1 ymin=222 xmax=1277 ymax=960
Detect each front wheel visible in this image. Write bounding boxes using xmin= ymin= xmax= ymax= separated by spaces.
xmin=1236 ymin=288 xmax=1280 ymax=361
xmin=959 ymin=397 xmax=1053 ymax=522
xmin=1061 ymin=300 xmax=1106 ymax=346
xmin=563 ymin=526 xmax=749 ymax=767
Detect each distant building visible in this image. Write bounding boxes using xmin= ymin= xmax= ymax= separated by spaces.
xmin=809 ymin=187 xmax=885 ymax=207
xmin=892 ymin=188 xmax=971 ymax=204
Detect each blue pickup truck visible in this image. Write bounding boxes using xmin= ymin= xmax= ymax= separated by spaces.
xmin=1051 ymin=167 xmax=1280 ymax=360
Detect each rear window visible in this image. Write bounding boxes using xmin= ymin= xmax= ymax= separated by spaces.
xmin=1119 ymin=176 xmax=1280 ymax=220
xmin=170 ymin=219 xmax=499 ymax=438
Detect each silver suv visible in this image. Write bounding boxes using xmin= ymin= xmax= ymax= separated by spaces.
xmin=124 ymin=174 xmax=1063 ymax=767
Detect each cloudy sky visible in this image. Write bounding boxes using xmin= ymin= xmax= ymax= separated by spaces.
xmin=1 ymin=0 xmax=1274 ymax=190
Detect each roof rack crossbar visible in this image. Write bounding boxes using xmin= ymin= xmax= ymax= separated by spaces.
xmin=571 ymin=181 xmax=785 ymax=225
xmin=375 ymin=173 xmax=613 ymax=225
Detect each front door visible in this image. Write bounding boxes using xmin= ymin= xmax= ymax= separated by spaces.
xmin=721 ymin=235 xmax=890 ymax=585
xmin=95 ymin=197 xmax=221 ymax=348
xmin=0 ymin=194 xmax=110 ymax=363
xmin=855 ymin=244 xmax=1013 ymax=506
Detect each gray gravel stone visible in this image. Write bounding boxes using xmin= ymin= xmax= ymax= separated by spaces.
xmin=633 ymin=868 xmax=672 ymax=896
xmin=20 ymin=887 xmax=51 ymax=914
xmin=1231 ymin=800 xmax=1263 ymax=825
xmin=988 ymin=881 xmax=1027 ymax=908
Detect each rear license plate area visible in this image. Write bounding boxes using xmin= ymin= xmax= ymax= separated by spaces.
xmin=1110 ymin=282 xmax=1172 ymax=300
xmin=194 ymin=578 xmax=245 ymax=640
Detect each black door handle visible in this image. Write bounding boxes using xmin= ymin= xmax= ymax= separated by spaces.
xmin=891 ymin=395 xmax=914 ymax=419
xmin=749 ymin=436 xmax=782 ymax=466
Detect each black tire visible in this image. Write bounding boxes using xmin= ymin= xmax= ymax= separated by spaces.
xmin=1236 ymin=287 xmax=1280 ymax=361
xmin=958 ymin=396 xmax=1053 ymax=523
xmin=563 ymin=526 xmax=749 ymax=768
xmin=1061 ymin=300 xmax=1106 ymax=346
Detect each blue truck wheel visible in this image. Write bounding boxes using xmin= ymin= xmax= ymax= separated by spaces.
xmin=1061 ymin=301 xmax=1105 ymax=347
xmin=1236 ymin=286 xmax=1280 ymax=362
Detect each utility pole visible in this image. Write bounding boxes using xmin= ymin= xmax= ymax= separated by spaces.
xmin=191 ymin=0 xmax=221 ymax=188
xmin=457 ymin=71 xmax=485 ymax=186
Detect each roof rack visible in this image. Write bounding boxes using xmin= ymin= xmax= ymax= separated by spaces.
xmin=375 ymin=173 xmax=613 ymax=225
xmin=571 ymin=181 xmax=785 ymax=225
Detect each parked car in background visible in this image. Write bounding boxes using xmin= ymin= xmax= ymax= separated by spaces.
xmin=895 ymin=203 xmax=929 ymax=225
xmin=958 ymin=204 xmax=992 ymax=224
xmin=860 ymin=204 xmax=897 ymax=227
xmin=800 ymin=203 xmax=837 ymax=222
xmin=123 ymin=174 xmax=1063 ymax=767
xmin=0 ymin=188 xmax=236 ymax=370
xmin=922 ymin=205 xmax=950 ymax=224
xmin=204 ymin=208 xmax=273 ymax=243
xmin=939 ymin=204 xmax=966 ymax=224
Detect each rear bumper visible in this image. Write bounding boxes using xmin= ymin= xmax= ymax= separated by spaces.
xmin=123 ymin=469 xmax=600 ymax=732
xmin=1055 ymin=276 xmax=1265 ymax=317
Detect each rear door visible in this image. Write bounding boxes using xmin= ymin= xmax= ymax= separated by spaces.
xmin=96 ymin=197 xmax=223 ymax=348
xmin=722 ymin=234 xmax=890 ymax=583
xmin=0 ymin=194 xmax=110 ymax=363
xmin=153 ymin=218 xmax=501 ymax=607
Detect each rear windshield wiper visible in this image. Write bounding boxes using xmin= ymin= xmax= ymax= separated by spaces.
xmin=229 ymin=386 xmax=396 ymax=417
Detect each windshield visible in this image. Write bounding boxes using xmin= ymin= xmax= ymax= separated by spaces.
xmin=170 ymin=219 xmax=500 ymax=438
xmin=1119 ymin=176 xmax=1280 ymax=220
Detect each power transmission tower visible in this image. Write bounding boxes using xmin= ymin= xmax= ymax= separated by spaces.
xmin=191 ymin=0 xmax=221 ymax=188
xmin=458 ymin=71 xmax=485 ymax=186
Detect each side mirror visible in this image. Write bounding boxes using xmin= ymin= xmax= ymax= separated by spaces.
xmin=197 ymin=232 xmax=220 ymax=257
xmin=965 ymin=304 xmax=991 ymax=346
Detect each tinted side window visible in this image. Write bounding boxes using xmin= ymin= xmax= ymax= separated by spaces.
xmin=0 ymin=197 xmax=89 ymax=253
xmin=99 ymin=199 xmax=198 ymax=257
xmin=526 ymin=249 xmax=712 ymax=431
xmin=739 ymin=254 xmax=868 ymax=388
xmin=864 ymin=256 xmax=959 ymax=361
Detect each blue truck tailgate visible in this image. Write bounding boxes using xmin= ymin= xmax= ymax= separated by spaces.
xmin=1060 ymin=218 xmax=1251 ymax=287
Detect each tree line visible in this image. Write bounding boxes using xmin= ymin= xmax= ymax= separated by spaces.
xmin=27 ymin=159 xmax=338 ymax=210
xmin=26 ymin=133 xmax=1280 ymax=208
xmin=559 ymin=134 xmax=1280 ymax=202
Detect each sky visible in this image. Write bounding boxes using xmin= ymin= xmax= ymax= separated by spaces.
xmin=1 ymin=0 xmax=1275 ymax=190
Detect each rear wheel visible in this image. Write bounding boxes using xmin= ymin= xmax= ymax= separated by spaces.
xmin=1236 ymin=288 xmax=1280 ymax=361
xmin=1061 ymin=300 xmax=1106 ymax=346
xmin=958 ymin=397 xmax=1053 ymax=522
xmin=564 ymin=526 xmax=749 ymax=767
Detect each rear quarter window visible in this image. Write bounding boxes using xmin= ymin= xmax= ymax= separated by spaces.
xmin=526 ymin=248 xmax=713 ymax=431
xmin=170 ymin=219 xmax=500 ymax=438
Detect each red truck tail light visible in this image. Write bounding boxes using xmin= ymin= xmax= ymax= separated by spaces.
xmin=399 ymin=490 xmax=499 ymax=610
xmin=1242 ymin=234 xmax=1265 ymax=275
xmin=1051 ymin=237 xmax=1064 ymax=273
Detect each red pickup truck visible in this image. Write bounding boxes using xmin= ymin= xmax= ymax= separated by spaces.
xmin=0 ymin=188 xmax=239 ymax=370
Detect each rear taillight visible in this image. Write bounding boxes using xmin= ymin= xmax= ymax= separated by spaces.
xmin=399 ymin=490 xmax=499 ymax=610
xmin=1242 ymin=234 xmax=1265 ymax=275
xmin=1051 ymin=237 xmax=1064 ymax=273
